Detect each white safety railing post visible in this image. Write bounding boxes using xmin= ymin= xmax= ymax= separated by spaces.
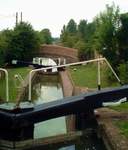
xmin=0 ymin=68 xmax=9 ymax=102
xmin=97 ymin=59 xmax=101 ymax=90
xmin=6 ymin=70 xmax=9 ymax=102
xmin=63 ymin=58 xmax=66 ymax=65
xmin=58 ymin=58 xmax=61 ymax=66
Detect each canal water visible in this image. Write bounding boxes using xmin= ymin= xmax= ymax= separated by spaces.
xmin=32 ymin=74 xmax=66 ymax=138
xmin=31 ymin=74 xmax=107 ymax=150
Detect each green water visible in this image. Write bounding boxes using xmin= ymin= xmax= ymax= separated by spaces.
xmin=32 ymin=74 xmax=67 ymax=139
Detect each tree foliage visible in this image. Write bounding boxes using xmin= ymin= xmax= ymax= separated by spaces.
xmin=94 ymin=3 xmax=120 ymax=66
xmin=39 ymin=28 xmax=52 ymax=44
xmin=60 ymin=3 xmax=128 ymax=83
xmin=6 ymin=22 xmax=40 ymax=62
xmin=94 ymin=4 xmax=128 ymax=83
xmin=60 ymin=19 xmax=95 ymax=60
xmin=0 ymin=29 xmax=13 ymax=66
xmin=118 ymin=63 xmax=128 ymax=84
xmin=66 ymin=19 xmax=77 ymax=34
xmin=60 ymin=20 xmax=79 ymax=48
xmin=117 ymin=13 xmax=128 ymax=62
xmin=78 ymin=20 xmax=87 ymax=40
xmin=0 ymin=21 xmax=53 ymax=66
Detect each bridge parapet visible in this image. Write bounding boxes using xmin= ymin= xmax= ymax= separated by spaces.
xmin=34 ymin=44 xmax=79 ymax=63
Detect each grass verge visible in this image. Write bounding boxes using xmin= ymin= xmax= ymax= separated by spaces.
xmin=110 ymin=102 xmax=128 ymax=112
xmin=69 ymin=63 xmax=120 ymax=88
xmin=0 ymin=67 xmax=31 ymax=102
xmin=114 ymin=120 xmax=128 ymax=138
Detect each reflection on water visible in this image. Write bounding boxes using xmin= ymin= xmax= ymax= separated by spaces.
xmin=59 ymin=145 xmax=75 ymax=150
xmin=34 ymin=118 xmax=66 ymax=139
xmin=32 ymin=75 xmax=66 ymax=139
xmin=32 ymin=83 xmax=62 ymax=104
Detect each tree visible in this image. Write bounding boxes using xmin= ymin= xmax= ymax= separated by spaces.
xmin=39 ymin=29 xmax=52 ymax=44
xmin=60 ymin=25 xmax=68 ymax=46
xmin=74 ymin=40 xmax=86 ymax=60
xmin=117 ymin=13 xmax=128 ymax=62
xmin=118 ymin=63 xmax=128 ymax=84
xmin=60 ymin=19 xmax=95 ymax=59
xmin=78 ymin=19 xmax=87 ymax=40
xmin=75 ymin=40 xmax=94 ymax=60
xmin=84 ymin=22 xmax=96 ymax=42
xmin=66 ymin=19 xmax=77 ymax=34
xmin=94 ymin=3 xmax=120 ymax=66
xmin=7 ymin=22 xmax=40 ymax=62
xmin=0 ymin=29 xmax=12 ymax=66
xmin=60 ymin=23 xmax=78 ymax=48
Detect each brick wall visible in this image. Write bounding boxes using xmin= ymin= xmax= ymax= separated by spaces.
xmin=34 ymin=45 xmax=79 ymax=63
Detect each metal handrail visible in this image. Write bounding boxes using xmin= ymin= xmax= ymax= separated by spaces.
xmin=28 ymin=57 xmax=121 ymax=101
xmin=0 ymin=68 xmax=9 ymax=102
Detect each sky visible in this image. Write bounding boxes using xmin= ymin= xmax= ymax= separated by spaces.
xmin=0 ymin=0 xmax=128 ymax=37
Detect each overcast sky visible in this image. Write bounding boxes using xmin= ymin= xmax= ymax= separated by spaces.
xmin=0 ymin=0 xmax=128 ymax=37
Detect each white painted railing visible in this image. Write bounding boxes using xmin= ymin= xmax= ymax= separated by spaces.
xmin=28 ymin=57 xmax=121 ymax=101
xmin=0 ymin=68 xmax=9 ymax=102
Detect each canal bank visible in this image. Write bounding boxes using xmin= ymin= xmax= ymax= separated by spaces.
xmin=97 ymin=108 xmax=128 ymax=150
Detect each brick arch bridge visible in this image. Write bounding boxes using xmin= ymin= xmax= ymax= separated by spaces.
xmin=34 ymin=44 xmax=79 ymax=63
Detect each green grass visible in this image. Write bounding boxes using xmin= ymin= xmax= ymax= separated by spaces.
xmin=69 ymin=63 xmax=128 ymax=113
xmin=0 ymin=67 xmax=31 ymax=102
xmin=110 ymin=102 xmax=128 ymax=112
xmin=69 ymin=63 xmax=120 ymax=88
xmin=114 ymin=120 xmax=128 ymax=138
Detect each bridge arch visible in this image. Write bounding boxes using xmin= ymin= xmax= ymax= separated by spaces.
xmin=34 ymin=44 xmax=79 ymax=63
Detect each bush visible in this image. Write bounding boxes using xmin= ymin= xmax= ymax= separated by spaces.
xmin=118 ymin=63 xmax=128 ymax=84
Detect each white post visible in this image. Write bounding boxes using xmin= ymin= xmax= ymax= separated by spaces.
xmin=63 ymin=58 xmax=66 ymax=65
xmin=0 ymin=68 xmax=9 ymax=102
xmin=97 ymin=59 xmax=101 ymax=90
xmin=58 ymin=58 xmax=61 ymax=66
